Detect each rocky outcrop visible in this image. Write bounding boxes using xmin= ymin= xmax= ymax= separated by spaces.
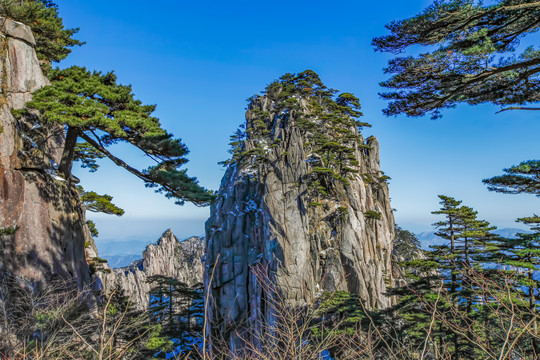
xmin=102 ymin=230 xmax=205 ymax=310
xmin=205 ymin=72 xmax=396 ymax=350
xmin=0 ymin=18 xmax=93 ymax=292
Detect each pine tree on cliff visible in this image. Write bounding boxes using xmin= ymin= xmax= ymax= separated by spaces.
xmin=0 ymin=0 xmax=83 ymax=65
xmin=223 ymin=70 xmax=372 ymax=198
xmin=20 ymin=66 xmax=215 ymax=206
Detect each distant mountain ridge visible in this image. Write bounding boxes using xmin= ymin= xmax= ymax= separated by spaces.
xmin=417 ymin=228 xmax=532 ymax=249
xmin=103 ymin=254 xmax=141 ymax=268
xmin=97 ymin=234 xmax=205 ymax=268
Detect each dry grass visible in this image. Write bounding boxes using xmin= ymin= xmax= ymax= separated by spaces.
xmin=0 ymin=278 xmax=150 ymax=360
xmin=1 ymin=266 xmax=539 ymax=359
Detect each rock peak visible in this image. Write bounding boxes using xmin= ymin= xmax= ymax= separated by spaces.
xmin=155 ymin=228 xmax=176 ymax=244
xmin=205 ymin=71 xmax=396 ymax=350
xmin=101 ymin=232 xmax=205 ymax=310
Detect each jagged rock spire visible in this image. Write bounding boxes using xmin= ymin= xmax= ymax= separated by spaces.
xmin=204 ymin=71 xmax=396 ymax=351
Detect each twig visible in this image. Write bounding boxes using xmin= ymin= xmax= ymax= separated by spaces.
xmin=421 ymin=281 xmax=444 ymax=359
xmin=203 ymin=254 xmax=220 ymax=360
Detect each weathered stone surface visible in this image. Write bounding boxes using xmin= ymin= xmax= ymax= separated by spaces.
xmin=205 ymin=92 xmax=396 ymax=350
xmin=101 ymin=230 xmax=205 ymax=310
xmin=0 ymin=17 xmax=36 ymax=46
xmin=0 ymin=21 xmax=92 ymax=292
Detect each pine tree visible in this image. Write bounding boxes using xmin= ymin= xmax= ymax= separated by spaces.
xmin=76 ymin=185 xmax=124 ymax=237
xmin=483 ymin=160 xmax=540 ymax=196
xmin=20 ymin=66 xmax=215 ymax=206
xmin=0 ymin=0 xmax=83 ymax=65
xmin=374 ymin=0 xmax=539 ymax=210
xmin=147 ymin=275 xmax=204 ymax=358
xmin=391 ymin=196 xmax=500 ymax=358
xmin=393 ymin=225 xmax=422 ymax=261
xmin=373 ymin=0 xmax=540 ymax=119
xmin=489 ymin=215 xmax=540 ymax=354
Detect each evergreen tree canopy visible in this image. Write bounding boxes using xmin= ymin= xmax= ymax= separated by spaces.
xmin=393 ymin=225 xmax=421 ymax=260
xmin=390 ymin=196 xmax=501 ymax=358
xmin=373 ymin=0 xmax=540 ymax=118
xmin=0 ymin=0 xmax=83 ymax=64
xmin=147 ymin=275 xmax=204 ymax=358
xmin=22 ymin=66 xmax=215 ymax=206
xmin=77 ymin=185 xmax=125 ymax=216
xmin=483 ymin=160 xmax=540 ymax=195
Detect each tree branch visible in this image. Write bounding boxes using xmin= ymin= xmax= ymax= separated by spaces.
xmin=498 ymin=2 xmax=540 ymax=11
xmin=79 ymin=132 xmax=154 ymax=185
xmin=496 ymin=107 xmax=540 ymax=114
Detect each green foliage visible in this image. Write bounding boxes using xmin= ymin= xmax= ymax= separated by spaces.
xmin=0 ymin=225 xmax=18 ymax=236
xmin=93 ymin=257 xmax=107 ymax=264
xmin=393 ymin=225 xmax=421 ymax=260
xmin=312 ymin=291 xmax=367 ymax=358
xmin=364 ymin=210 xmax=382 ymax=220
xmin=86 ymin=220 xmax=98 ymax=238
xmin=0 ymin=0 xmax=83 ymax=65
xmin=315 ymin=291 xmax=366 ymax=332
xmin=76 ymin=185 xmax=124 ymax=237
xmin=378 ymin=172 xmax=391 ymax=182
xmin=22 ymin=66 xmax=215 ymax=206
xmin=220 ymin=128 xmax=244 ymax=162
xmin=77 ymin=185 xmax=124 ymax=216
xmin=74 ymin=142 xmax=105 ymax=172
xmin=483 ymin=160 xmax=540 ymax=195
xmin=147 ymin=275 xmax=204 ymax=358
xmin=374 ymin=0 xmax=540 ymax=118
xmin=146 ymin=324 xmax=174 ymax=352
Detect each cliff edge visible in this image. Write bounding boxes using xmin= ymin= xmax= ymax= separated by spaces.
xmin=0 ymin=18 xmax=93 ymax=292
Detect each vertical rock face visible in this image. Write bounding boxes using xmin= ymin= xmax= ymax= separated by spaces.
xmin=0 ymin=18 xmax=92 ymax=292
xmin=205 ymin=71 xmax=395 ymax=349
xmin=103 ymin=230 xmax=205 ymax=310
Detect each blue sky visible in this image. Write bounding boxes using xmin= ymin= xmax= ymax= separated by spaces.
xmin=55 ymin=0 xmax=539 ymax=246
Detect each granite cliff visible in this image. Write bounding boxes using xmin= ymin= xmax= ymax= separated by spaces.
xmin=204 ymin=71 xmax=396 ymax=350
xmin=0 ymin=17 xmax=206 ymax=320
xmin=0 ymin=18 xmax=93 ymax=293
xmin=102 ymin=230 xmax=205 ymax=310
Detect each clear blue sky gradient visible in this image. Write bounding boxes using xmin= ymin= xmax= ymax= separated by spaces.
xmin=54 ymin=0 xmax=539 ymax=245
